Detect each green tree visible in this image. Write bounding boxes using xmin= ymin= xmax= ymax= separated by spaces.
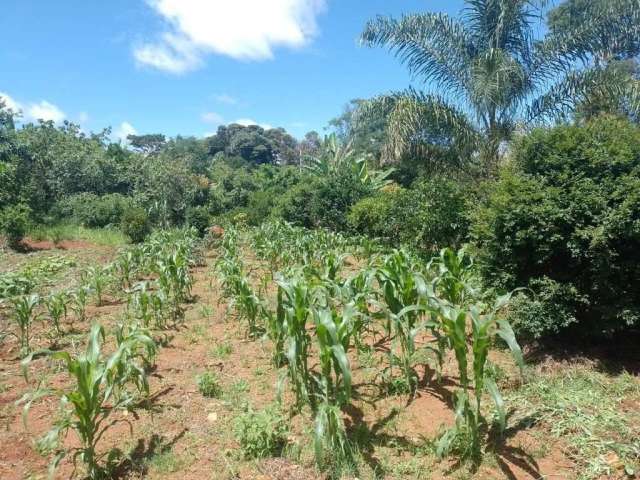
xmin=472 ymin=116 xmax=640 ymax=338
xmin=360 ymin=0 xmax=640 ymax=175
xmin=547 ymin=0 xmax=640 ymax=121
xmin=328 ymin=99 xmax=387 ymax=165
xmin=126 ymin=133 xmax=166 ymax=155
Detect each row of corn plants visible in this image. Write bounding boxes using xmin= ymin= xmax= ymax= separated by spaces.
xmin=212 ymin=221 xmax=526 ymax=472
xmin=17 ymin=228 xmax=201 ymax=478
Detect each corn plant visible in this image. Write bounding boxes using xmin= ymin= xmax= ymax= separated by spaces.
xmin=127 ymin=282 xmax=153 ymax=328
xmin=338 ymin=268 xmax=377 ymax=351
xmin=70 ymin=287 xmax=89 ymax=323
xmin=375 ymin=250 xmax=431 ymax=392
xmin=114 ymin=321 xmax=157 ymax=373
xmin=45 ymin=291 xmax=69 ymax=336
xmin=10 ymin=294 xmax=41 ymax=355
xmin=113 ymin=250 xmax=138 ymax=290
xmin=275 ymin=272 xmax=315 ymax=410
xmin=20 ymin=323 xmax=156 ymax=479
xmin=155 ymin=249 xmax=193 ymax=323
xmin=432 ymin=249 xmax=524 ymax=462
xmin=82 ymin=266 xmax=112 ymax=307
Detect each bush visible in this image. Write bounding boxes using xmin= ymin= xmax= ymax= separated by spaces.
xmin=55 ymin=193 xmax=133 ymax=228
xmin=348 ymin=177 xmax=469 ymax=254
xmin=197 ymin=371 xmax=222 ymax=398
xmin=473 ymin=116 xmax=640 ymax=339
xmin=185 ymin=206 xmax=210 ymax=237
xmin=120 ymin=207 xmax=151 ymax=244
xmin=233 ymin=405 xmax=288 ymax=459
xmin=347 ymin=189 xmax=397 ymax=238
xmin=275 ymin=177 xmax=321 ymax=228
xmin=246 ymin=190 xmax=277 ymax=226
xmin=0 ymin=203 xmax=31 ymax=248
xmin=310 ymin=169 xmax=373 ymax=231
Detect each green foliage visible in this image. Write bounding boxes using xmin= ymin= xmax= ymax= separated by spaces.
xmin=233 ymin=405 xmax=289 ymax=459
xmin=0 ymin=203 xmax=31 ymax=248
xmin=349 ymin=177 xmax=469 ymax=253
xmin=275 ymin=177 xmax=321 ymax=228
xmin=473 ymin=116 xmax=640 ymax=338
xmin=120 ymin=207 xmax=151 ymax=244
xmin=20 ymin=323 xmax=156 ymax=480
xmin=359 ymin=0 xmax=640 ymax=172
xmin=511 ymin=366 xmax=640 ymax=479
xmin=45 ymin=291 xmax=69 ymax=336
xmin=185 ymin=205 xmax=210 ymax=237
xmin=54 ymin=193 xmax=133 ymax=228
xmin=197 ymin=371 xmax=222 ymax=398
xmin=309 ymin=168 xmax=374 ymax=231
xmin=10 ymin=294 xmax=41 ymax=355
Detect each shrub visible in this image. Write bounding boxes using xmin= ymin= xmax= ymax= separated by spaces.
xmin=310 ymin=169 xmax=374 ymax=231
xmin=349 ymin=177 xmax=469 ymax=254
xmin=275 ymin=178 xmax=320 ymax=228
xmin=473 ymin=116 xmax=640 ymax=339
xmin=347 ymin=189 xmax=397 ymax=238
xmin=0 ymin=203 xmax=31 ymax=248
xmin=120 ymin=207 xmax=151 ymax=243
xmin=185 ymin=206 xmax=210 ymax=237
xmin=233 ymin=405 xmax=288 ymax=459
xmin=246 ymin=190 xmax=277 ymax=226
xmin=197 ymin=371 xmax=222 ymax=398
xmin=55 ymin=193 xmax=133 ymax=228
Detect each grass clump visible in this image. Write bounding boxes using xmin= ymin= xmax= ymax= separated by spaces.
xmin=197 ymin=371 xmax=222 ymax=398
xmin=28 ymin=223 xmax=128 ymax=246
xmin=511 ymin=366 xmax=640 ymax=479
xmin=233 ymin=404 xmax=289 ymax=459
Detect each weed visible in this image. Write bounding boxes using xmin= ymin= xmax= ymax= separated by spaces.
xmin=233 ymin=404 xmax=289 ymax=459
xmin=197 ymin=371 xmax=222 ymax=398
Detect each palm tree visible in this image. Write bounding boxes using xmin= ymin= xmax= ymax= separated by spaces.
xmin=360 ymin=0 xmax=640 ymax=175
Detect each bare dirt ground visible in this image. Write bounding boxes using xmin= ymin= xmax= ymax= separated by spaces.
xmin=0 ymin=241 xmax=635 ymax=480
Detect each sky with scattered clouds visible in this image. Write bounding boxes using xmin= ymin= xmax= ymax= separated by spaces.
xmin=1 ymin=0 xmax=466 ymax=140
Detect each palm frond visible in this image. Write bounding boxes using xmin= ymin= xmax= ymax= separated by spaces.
xmin=358 ymin=89 xmax=481 ymax=169
xmin=528 ymin=67 xmax=636 ymax=121
xmin=360 ymin=14 xmax=473 ymax=96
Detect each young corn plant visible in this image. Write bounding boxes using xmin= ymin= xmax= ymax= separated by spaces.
xmin=113 ymin=250 xmax=137 ymax=290
xmin=338 ymin=268 xmax=377 ymax=351
xmin=375 ymin=250 xmax=430 ymax=393
xmin=83 ymin=266 xmax=112 ymax=307
xmin=45 ymin=291 xmax=69 ymax=336
xmin=10 ymin=294 xmax=41 ymax=355
xmin=311 ymin=305 xmax=357 ymax=472
xmin=155 ymin=249 xmax=193 ymax=323
xmin=432 ymin=249 xmax=524 ymax=463
xmin=127 ymin=282 xmax=153 ymax=328
xmin=275 ymin=272 xmax=315 ymax=410
xmin=20 ymin=323 xmax=156 ymax=479
xmin=70 ymin=287 xmax=89 ymax=324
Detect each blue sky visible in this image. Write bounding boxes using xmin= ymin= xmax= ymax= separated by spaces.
xmin=0 ymin=0 xmax=467 ymax=140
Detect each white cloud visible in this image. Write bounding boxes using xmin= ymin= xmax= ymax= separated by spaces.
xmin=78 ymin=111 xmax=90 ymax=124
xmin=201 ymin=111 xmax=224 ymax=124
xmin=135 ymin=0 xmax=326 ymax=73
xmin=234 ymin=118 xmax=273 ymax=130
xmin=0 ymin=92 xmax=22 ymax=113
xmin=214 ymin=93 xmax=238 ymax=105
xmin=115 ymin=121 xmax=138 ymax=143
xmin=1 ymin=92 xmax=68 ymax=124
xmin=27 ymin=100 xmax=66 ymax=123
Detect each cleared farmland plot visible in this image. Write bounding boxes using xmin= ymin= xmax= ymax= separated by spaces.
xmin=0 ymin=223 xmax=637 ymax=480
